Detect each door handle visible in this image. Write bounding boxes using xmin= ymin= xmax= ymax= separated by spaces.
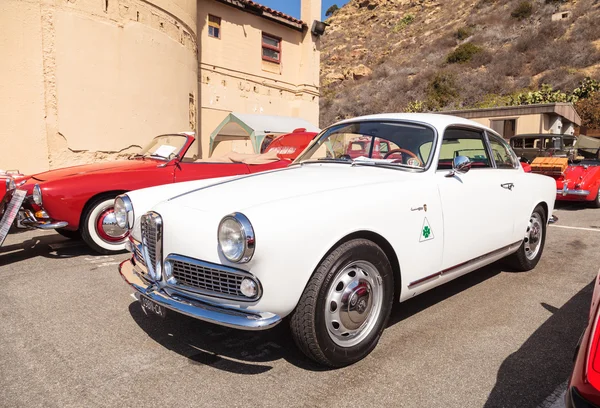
xmin=500 ymin=183 xmax=514 ymax=191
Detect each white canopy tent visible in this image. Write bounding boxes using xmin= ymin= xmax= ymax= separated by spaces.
xmin=209 ymin=113 xmax=320 ymax=156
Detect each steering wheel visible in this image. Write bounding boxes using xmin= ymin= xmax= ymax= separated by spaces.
xmin=383 ymin=148 xmax=423 ymax=166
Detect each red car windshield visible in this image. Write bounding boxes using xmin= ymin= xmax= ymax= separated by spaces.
xmin=137 ymin=134 xmax=189 ymax=160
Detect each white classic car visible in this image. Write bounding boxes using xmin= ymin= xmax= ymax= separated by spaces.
xmin=116 ymin=113 xmax=557 ymax=367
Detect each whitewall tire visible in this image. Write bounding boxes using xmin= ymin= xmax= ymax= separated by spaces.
xmin=81 ymin=195 xmax=129 ymax=254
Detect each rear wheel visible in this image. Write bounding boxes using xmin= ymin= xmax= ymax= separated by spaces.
xmin=56 ymin=228 xmax=81 ymax=240
xmin=289 ymin=239 xmax=394 ymax=367
xmin=81 ymin=195 xmax=129 ymax=254
xmin=507 ymin=204 xmax=547 ymax=271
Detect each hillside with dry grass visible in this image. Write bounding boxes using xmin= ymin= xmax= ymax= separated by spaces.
xmin=319 ymin=0 xmax=600 ymax=126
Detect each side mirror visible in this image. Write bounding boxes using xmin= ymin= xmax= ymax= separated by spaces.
xmin=446 ymin=155 xmax=471 ymax=177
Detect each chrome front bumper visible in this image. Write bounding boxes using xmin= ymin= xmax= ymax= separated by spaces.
xmin=119 ymin=259 xmax=281 ymax=330
xmin=557 ymin=189 xmax=590 ymax=197
xmin=17 ymin=209 xmax=68 ymax=229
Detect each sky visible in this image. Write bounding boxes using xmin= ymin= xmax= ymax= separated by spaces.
xmin=255 ymin=0 xmax=350 ymax=22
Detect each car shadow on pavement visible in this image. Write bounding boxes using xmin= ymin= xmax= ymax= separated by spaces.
xmin=555 ymin=201 xmax=592 ymax=212
xmin=387 ymin=261 xmax=506 ymax=327
xmin=484 ymin=280 xmax=594 ymax=408
xmin=128 ymin=301 xmax=329 ymax=374
xmin=0 ymin=233 xmax=96 ymax=266
xmin=128 ymin=261 xmax=513 ymax=374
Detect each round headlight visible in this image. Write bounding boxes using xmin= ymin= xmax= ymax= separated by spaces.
xmin=114 ymin=194 xmax=134 ymax=229
xmin=5 ymin=178 xmax=15 ymax=192
xmin=32 ymin=184 xmax=42 ymax=206
xmin=218 ymin=213 xmax=255 ymax=263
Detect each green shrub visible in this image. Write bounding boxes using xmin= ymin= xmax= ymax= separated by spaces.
xmin=446 ymin=43 xmax=482 ymax=64
xmin=455 ymin=27 xmax=473 ymax=40
xmin=426 ymin=72 xmax=459 ymax=109
xmin=572 ymin=77 xmax=600 ymax=100
xmin=393 ymin=14 xmax=415 ymax=32
xmin=511 ymin=1 xmax=533 ymax=20
xmin=405 ymin=100 xmax=426 ymax=113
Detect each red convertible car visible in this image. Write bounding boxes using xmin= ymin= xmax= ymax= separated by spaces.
xmin=567 ymin=268 xmax=600 ymax=407
xmin=17 ymin=131 xmax=316 ymax=254
xmin=531 ymin=148 xmax=600 ymax=208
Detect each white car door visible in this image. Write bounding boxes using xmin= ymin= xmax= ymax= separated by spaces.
xmin=486 ymin=131 xmax=530 ymax=244
xmin=435 ymin=127 xmax=514 ymax=270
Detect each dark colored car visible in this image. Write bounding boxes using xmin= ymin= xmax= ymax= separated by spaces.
xmin=567 ymin=268 xmax=600 ymax=407
xmin=509 ymin=134 xmax=577 ymax=162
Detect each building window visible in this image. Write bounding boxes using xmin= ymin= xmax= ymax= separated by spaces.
xmin=262 ymin=33 xmax=281 ymax=63
xmin=490 ymin=119 xmax=516 ymax=138
xmin=208 ymin=15 xmax=221 ymax=38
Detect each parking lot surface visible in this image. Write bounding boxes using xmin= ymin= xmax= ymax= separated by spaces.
xmin=1 ymin=202 xmax=599 ymax=408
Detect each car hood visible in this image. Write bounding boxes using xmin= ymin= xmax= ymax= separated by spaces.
xmin=31 ymin=159 xmax=159 ymax=182
xmin=168 ymin=163 xmax=420 ymax=213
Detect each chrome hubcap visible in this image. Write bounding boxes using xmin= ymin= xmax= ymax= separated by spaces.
xmin=325 ymin=261 xmax=383 ymax=347
xmin=96 ymin=206 xmax=128 ymax=243
xmin=524 ymin=212 xmax=543 ymax=260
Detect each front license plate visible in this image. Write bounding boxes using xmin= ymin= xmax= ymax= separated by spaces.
xmin=0 ymin=189 xmax=26 ymax=247
xmin=140 ymin=295 xmax=166 ymax=318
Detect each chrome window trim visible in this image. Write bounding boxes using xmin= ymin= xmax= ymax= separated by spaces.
xmin=437 ymin=125 xmax=494 ymax=171
xmin=293 ymin=119 xmax=440 ymax=172
xmin=486 ymin=130 xmax=520 ymax=170
xmin=164 ymin=253 xmax=262 ymax=302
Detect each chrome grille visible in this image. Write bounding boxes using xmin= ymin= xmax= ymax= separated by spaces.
xmin=141 ymin=215 xmax=157 ymax=267
xmin=140 ymin=212 xmax=162 ymax=280
xmin=134 ymin=244 xmax=146 ymax=267
xmin=167 ymin=255 xmax=260 ymax=301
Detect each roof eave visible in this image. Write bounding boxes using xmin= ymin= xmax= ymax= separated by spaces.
xmin=214 ymin=0 xmax=306 ymax=31
xmin=441 ymin=103 xmax=581 ymax=126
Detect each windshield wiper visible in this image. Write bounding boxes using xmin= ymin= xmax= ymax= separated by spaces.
xmin=351 ymin=160 xmax=420 ymax=170
xmin=300 ymin=158 xmax=353 ymax=165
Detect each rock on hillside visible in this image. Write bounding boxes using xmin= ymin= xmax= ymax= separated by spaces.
xmin=319 ymin=0 xmax=600 ymax=125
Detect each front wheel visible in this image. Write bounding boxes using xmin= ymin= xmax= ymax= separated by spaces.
xmin=289 ymin=239 xmax=394 ymax=367
xmin=507 ymin=204 xmax=547 ymax=271
xmin=81 ymin=195 xmax=129 ymax=254
xmin=592 ymin=186 xmax=600 ymax=208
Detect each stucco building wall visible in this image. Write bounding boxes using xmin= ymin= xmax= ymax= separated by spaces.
xmin=0 ymin=0 xmax=48 ymax=173
xmin=0 ymin=0 xmax=198 ymax=174
xmin=470 ymin=115 xmax=543 ymax=135
xmin=1 ymin=0 xmax=320 ymax=173
xmin=196 ymin=0 xmax=320 ymax=157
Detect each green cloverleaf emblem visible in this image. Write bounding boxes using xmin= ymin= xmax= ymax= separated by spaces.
xmin=422 ymin=226 xmax=431 ymax=238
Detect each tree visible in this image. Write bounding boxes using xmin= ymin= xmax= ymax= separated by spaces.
xmin=325 ymin=4 xmax=339 ymax=17
xmin=575 ymin=92 xmax=600 ymax=130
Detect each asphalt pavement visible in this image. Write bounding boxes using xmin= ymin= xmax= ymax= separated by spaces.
xmin=1 ymin=202 xmax=599 ymax=408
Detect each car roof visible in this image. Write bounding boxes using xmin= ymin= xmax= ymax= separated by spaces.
xmin=331 ymin=113 xmax=495 ymax=133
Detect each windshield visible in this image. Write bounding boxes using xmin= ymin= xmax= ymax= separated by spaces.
xmin=295 ymin=121 xmax=436 ymax=169
xmin=576 ymin=147 xmax=600 ymax=164
xmin=136 ymin=134 xmax=189 ymax=160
